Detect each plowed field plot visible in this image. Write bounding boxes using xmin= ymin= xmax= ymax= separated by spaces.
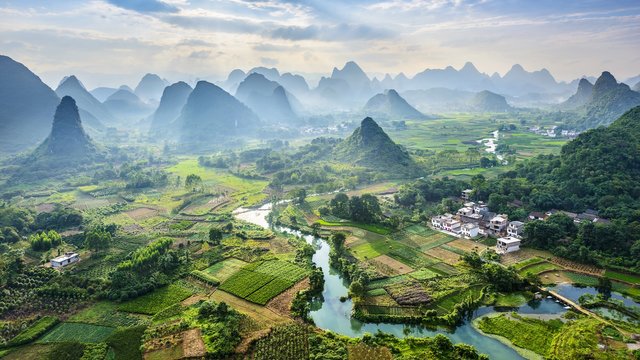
xmin=368 ymin=255 xmax=414 ymax=276
xmin=395 ymin=229 xmax=455 ymax=251
xmin=350 ymin=237 xmax=437 ymax=268
xmin=501 ymin=248 xmax=552 ymax=266
xmin=210 ymin=290 xmax=290 ymax=329
xmin=447 ymin=239 xmax=488 ymax=253
xmin=425 ymin=246 xmax=461 ymax=265
xmin=126 ymin=207 xmax=158 ymax=220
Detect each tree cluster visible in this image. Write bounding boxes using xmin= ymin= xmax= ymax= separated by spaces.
xmin=328 ymin=193 xmax=382 ymax=224
xmin=29 ymin=230 xmax=62 ymax=251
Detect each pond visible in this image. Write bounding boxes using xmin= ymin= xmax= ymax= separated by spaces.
xmin=549 ymin=283 xmax=640 ymax=309
xmin=234 ymin=204 xmax=568 ymax=359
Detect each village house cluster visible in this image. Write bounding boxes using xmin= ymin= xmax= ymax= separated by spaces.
xmin=431 ymin=189 xmax=610 ymax=255
xmin=528 ymin=125 xmax=579 ymax=139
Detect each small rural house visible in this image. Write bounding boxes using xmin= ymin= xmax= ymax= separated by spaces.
xmin=431 ymin=214 xmax=451 ymax=228
xmin=528 ymin=212 xmax=547 ymax=221
xmin=507 ymin=221 xmax=525 ymax=238
xmin=461 ymin=189 xmax=473 ymax=200
xmin=489 ymin=214 xmax=509 ymax=232
xmin=442 ymin=219 xmax=462 ymax=234
xmin=431 ymin=214 xmax=461 ymax=234
xmin=461 ymin=223 xmax=479 ymax=238
xmin=51 ymin=252 xmax=79 ymax=268
xmin=457 ymin=206 xmax=474 ymax=217
xmin=496 ymin=237 xmax=521 ymax=254
xmin=473 ymin=202 xmax=489 ymax=215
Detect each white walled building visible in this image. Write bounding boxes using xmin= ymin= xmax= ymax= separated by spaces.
xmin=461 ymin=223 xmax=479 ymax=238
xmin=51 ymin=252 xmax=80 ymax=268
xmin=507 ymin=221 xmax=525 ymax=238
xmin=489 ymin=214 xmax=509 ymax=232
xmin=496 ymin=237 xmax=521 ymax=254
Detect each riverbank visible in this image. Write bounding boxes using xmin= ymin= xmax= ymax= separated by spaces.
xmin=471 ymin=313 xmax=544 ymax=360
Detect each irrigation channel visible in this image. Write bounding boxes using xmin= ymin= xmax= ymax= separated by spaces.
xmin=234 ymin=203 xmax=570 ymax=359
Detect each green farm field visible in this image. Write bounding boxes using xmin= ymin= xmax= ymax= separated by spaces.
xmin=203 ymin=258 xmax=248 ymax=282
xmin=118 ymin=284 xmax=193 ymax=315
xmin=219 ymin=260 xmax=307 ymax=305
xmin=38 ymin=323 xmax=115 ymax=343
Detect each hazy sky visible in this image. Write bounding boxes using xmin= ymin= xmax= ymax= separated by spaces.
xmin=1 ymin=0 xmax=639 ymax=89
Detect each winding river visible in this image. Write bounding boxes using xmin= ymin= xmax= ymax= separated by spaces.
xmin=233 ymin=204 xmax=567 ymax=359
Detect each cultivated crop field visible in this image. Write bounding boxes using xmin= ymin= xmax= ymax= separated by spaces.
xmin=517 ymin=261 xmax=561 ymax=276
xmin=350 ymin=235 xmax=437 ymax=269
xmin=500 ymin=248 xmax=552 ymax=266
xmin=512 ymin=257 xmax=545 ymax=270
xmin=69 ymin=301 xmax=148 ymax=327
xmin=447 ymin=238 xmax=488 ymax=253
xmin=424 ymin=246 xmax=461 ymax=265
xmin=368 ymin=255 xmax=415 ymax=276
xmin=202 ymin=258 xmax=248 ymax=282
xmin=408 ymin=268 xmax=440 ymax=280
xmin=249 ymin=324 xmax=310 ymax=360
xmin=38 ymin=322 xmax=115 ymax=343
xmin=118 ymin=284 xmax=193 ymax=315
xmin=348 ymin=343 xmax=393 ymax=360
xmin=604 ymin=270 xmax=640 ymax=285
xmin=210 ymin=289 xmax=290 ymax=329
xmin=219 ymin=260 xmax=307 ymax=305
xmin=167 ymin=159 xmax=268 ymax=207
xmin=395 ymin=225 xmax=456 ymax=251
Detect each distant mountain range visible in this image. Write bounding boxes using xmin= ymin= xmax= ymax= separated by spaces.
xmin=560 ymin=78 xmax=593 ymax=109
xmin=218 ymin=60 xmax=587 ymax=112
xmin=56 ymin=75 xmax=114 ymax=129
xmin=103 ymin=88 xmax=154 ymax=123
xmin=1 ymin=53 xmax=638 ymax=155
xmin=134 ymin=73 xmax=168 ymax=102
xmin=177 ymin=81 xmax=259 ymax=146
xmin=219 ymin=67 xmax=309 ymax=99
xmin=235 ymin=73 xmax=298 ymax=124
xmin=363 ymin=89 xmax=428 ymax=119
xmin=149 ymin=81 xmax=192 ymax=135
xmin=564 ymin=72 xmax=640 ymax=128
xmin=0 ymin=55 xmax=60 ymax=153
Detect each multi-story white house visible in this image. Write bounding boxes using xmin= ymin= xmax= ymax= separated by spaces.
xmin=507 ymin=221 xmax=525 ymax=238
xmin=496 ymin=237 xmax=521 ymax=254
xmin=461 ymin=223 xmax=479 ymax=238
xmin=431 ymin=214 xmax=452 ymax=228
xmin=431 ymin=214 xmax=461 ymax=234
xmin=442 ymin=219 xmax=462 ymax=234
xmin=473 ymin=202 xmax=489 ymax=215
xmin=457 ymin=207 xmax=474 ymax=217
xmin=461 ymin=189 xmax=473 ymax=200
xmin=489 ymin=214 xmax=509 ymax=232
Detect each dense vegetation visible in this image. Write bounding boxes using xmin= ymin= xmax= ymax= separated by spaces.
xmin=450 ymin=107 xmax=640 ymax=271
